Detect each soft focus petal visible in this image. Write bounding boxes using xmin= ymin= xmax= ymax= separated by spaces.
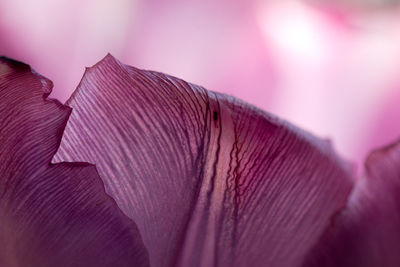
xmin=54 ymin=55 xmax=353 ymax=267
xmin=0 ymin=57 xmax=149 ymax=267
xmin=302 ymin=140 xmax=400 ymax=267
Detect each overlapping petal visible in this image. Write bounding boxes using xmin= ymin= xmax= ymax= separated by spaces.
xmin=0 ymin=57 xmax=149 ymax=267
xmin=54 ymin=55 xmax=354 ymax=267
xmin=302 ymin=140 xmax=400 ymax=267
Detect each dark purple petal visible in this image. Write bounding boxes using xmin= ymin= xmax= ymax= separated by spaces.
xmin=302 ymin=141 xmax=400 ymax=267
xmin=54 ymin=54 xmax=354 ymax=267
xmin=0 ymin=57 xmax=149 ymax=267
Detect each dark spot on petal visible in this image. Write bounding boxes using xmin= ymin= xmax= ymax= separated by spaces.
xmin=213 ymin=111 xmax=218 ymax=121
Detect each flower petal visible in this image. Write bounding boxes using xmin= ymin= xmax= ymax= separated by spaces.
xmin=54 ymin=54 xmax=353 ymax=267
xmin=302 ymin=140 xmax=400 ymax=267
xmin=0 ymin=57 xmax=149 ymax=267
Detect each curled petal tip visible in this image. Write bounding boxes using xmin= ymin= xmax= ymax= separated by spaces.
xmin=0 ymin=56 xmax=30 ymax=72
xmin=0 ymin=57 xmax=149 ymax=267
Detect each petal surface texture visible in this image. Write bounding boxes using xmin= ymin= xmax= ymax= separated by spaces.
xmin=0 ymin=57 xmax=149 ymax=267
xmin=302 ymin=141 xmax=400 ymax=267
xmin=54 ymin=55 xmax=353 ymax=267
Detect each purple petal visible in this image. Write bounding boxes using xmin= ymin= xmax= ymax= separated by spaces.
xmin=302 ymin=141 xmax=400 ymax=267
xmin=54 ymin=54 xmax=353 ymax=267
xmin=0 ymin=57 xmax=149 ymax=267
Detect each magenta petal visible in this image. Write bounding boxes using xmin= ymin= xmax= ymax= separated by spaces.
xmin=0 ymin=57 xmax=149 ymax=267
xmin=54 ymin=54 xmax=353 ymax=267
xmin=302 ymin=141 xmax=400 ymax=267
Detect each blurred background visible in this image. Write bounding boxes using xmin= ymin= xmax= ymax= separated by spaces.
xmin=1 ymin=0 xmax=400 ymax=167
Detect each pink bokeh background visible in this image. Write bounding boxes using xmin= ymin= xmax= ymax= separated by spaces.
xmin=1 ymin=0 xmax=400 ymax=168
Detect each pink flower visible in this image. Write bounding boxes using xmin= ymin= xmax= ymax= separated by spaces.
xmin=1 ymin=55 xmax=400 ymax=266
xmin=2 ymin=0 xmax=400 ymax=164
